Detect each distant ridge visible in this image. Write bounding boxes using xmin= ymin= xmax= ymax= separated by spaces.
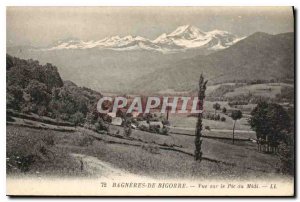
xmin=40 ymin=25 xmax=243 ymax=53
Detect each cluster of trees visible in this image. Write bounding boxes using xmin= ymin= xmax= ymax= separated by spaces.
xmin=249 ymin=102 xmax=291 ymax=145
xmin=228 ymin=101 xmax=249 ymax=107
xmin=275 ymin=86 xmax=294 ymax=103
xmin=187 ymin=103 xmax=228 ymax=122
xmin=204 ymin=103 xmax=226 ymax=122
xmin=6 ymin=55 xmax=102 ymax=127
xmin=203 ymin=113 xmax=226 ymax=122
xmin=138 ymin=124 xmax=169 ymax=135
xmin=212 ymin=102 xmax=243 ymax=144
xmin=249 ymin=101 xmax=294 ymax=174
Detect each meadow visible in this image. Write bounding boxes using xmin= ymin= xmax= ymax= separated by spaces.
xmin=6 ymin=118 xmax=285 ymax=180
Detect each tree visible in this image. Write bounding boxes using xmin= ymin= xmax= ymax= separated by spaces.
xmin=213 ymin=103 xmax=221 ymax=116
xmin=7 ymin=85 xmax=24 ymax=110
xmin=230 ymin=110 xmax=242 ymax=144
xmin=278 ymin=132 xmax=294 ymax=175
xmin=194 ymin=74 xmax=207 ymax=161
xmin=166 ymin=106 xmax=171 ymax=120
xmin=70 ymin=112 xmax=85 ymax=127
xmin=95 ymin=118 xmax=109 ymax=132
xmin=6 ymin=54 xmax=14 ymax=70
xmin=25 ymin=80 xmax=50 ymax=105
xmin=249 ymin=101 xmax=291 ymax=150
xmin=123 ymin=117 xmax=132 ymax=137
xmin=222 ymin=107 xmax=227 ymax=114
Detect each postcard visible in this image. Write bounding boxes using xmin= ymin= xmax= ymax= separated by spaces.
xmin=6 ymin=6 xmax=295 ymax=196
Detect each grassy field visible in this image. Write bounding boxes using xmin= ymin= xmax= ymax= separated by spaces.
xmin=169 ymin=114 xmax=251 ymax=131
xmin=224 ymin=83 xmax=293 ymax=98
xmin=7 ymin=121 xmax=287 ymax=180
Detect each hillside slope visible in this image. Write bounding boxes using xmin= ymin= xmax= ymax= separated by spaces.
xmin=131 ymin=32 xmax=294 ymax=93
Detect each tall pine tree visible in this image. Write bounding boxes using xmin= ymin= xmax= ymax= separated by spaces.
xmin=194 ymin=74 xmax=207 ymax=161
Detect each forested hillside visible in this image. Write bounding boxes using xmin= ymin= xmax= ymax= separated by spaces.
xmin=6 ymin=54 xmax=102 ymax=124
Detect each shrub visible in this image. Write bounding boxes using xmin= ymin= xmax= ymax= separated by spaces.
xmin=70 ymin=112 xmax=85 ymax=126
xmin=42 ymin=133 xmax=55 ymax=146
xmin=221 ymin=117 xmax=226 ymax=122
xmin=137 ymin=116 xmax=144 ymax=121
xmin=138 ymin=124 xmax=149 ymax=131
xmin=278 ymin=140 xmax=294 ymax=175
xmin=160 ymin=126 xmax=169 ymax=135
xmin=124 ymin=125 xmax=132 ymax=137
xmin=78 ymin=135 xmax=94 ymax=147
xmin=278 ymin=130 xmax=295 ymax=175
xmin=141 ymin=144 xmax=160 ymax=154
xmin=7 ymin=154 xmax=35 ymax=172
xmin=205 ymin=126 xmax=211 ymax=131
xmin=149 ymin=125 xmax=160 ymax=133
xmin=215 ymin=114 xmax=220 ymax=121
xmin=95 ymin=118 xmax=109 ymax=132
xmin=162 ymin=120 xmax=170 ymax=126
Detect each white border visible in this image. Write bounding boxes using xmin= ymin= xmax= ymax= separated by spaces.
xmin=1 ymin=1 xmax=298 ymax=201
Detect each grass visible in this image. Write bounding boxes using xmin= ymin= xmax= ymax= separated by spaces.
xmin=7 ymin=123 xmax=287 ymax=180
xmin=6 ymin=126 xmax=87 ymax=177
xmin=224 ymin=83 xmax=292 ymax=98
xmin=169 ymin=113 xmax=251 ymax=131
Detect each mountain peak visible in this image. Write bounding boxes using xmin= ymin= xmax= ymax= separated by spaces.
xmin=152 ymin=25 xmax=241 ymax=50
xmin=168 ymin=25 xmax=206 ymax=38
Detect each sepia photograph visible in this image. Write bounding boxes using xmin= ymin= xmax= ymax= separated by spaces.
xmin=5 ymin=6 xmax=295 ymax=196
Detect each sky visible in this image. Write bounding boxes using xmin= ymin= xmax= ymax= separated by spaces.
xmin=7 ymin=7 xmax=294 ymax=47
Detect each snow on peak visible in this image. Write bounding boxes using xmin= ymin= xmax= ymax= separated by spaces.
xmin=168 ymin=25 xmax=206 ymax=38
xmin=153 ymin=25 xmax=241 ymax=50
xmin=44 ymin=25 xmax=244 ymax=53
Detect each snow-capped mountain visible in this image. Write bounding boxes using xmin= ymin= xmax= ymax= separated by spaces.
xmin=43 ymin=25 xmax=244 ymax=53
xmin=153 ymin=25 xmax=243 ymax=50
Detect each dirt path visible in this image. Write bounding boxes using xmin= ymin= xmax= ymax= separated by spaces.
xmin=70 ymin=153 xmax=149 ymax=180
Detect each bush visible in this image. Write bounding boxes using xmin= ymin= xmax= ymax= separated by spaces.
xmin=17 ymin=155 xmax=36 ymax=172
xmin=215 ymin=114 xmax=220 ymax=121
xmin=205 ymin=126 xmax=211 ymax=131
xmin=162 ymin=120 xmax=170 ymax=126
xmin=138 ymin=124 xmax=149 ymax=131
xmin=78 ymin=135 xmax=94 ymax=147
xmin=95 ymin=118 xmax=109 ymax=132
xmin=42 ymin=133 xmax=55 ymax=146
xmin=137 ymin=116 xmax=144 ymax=121
xmin=141 ymin=144 xmax=160 ymax=154
xmin=124 ymin=125 xmax=132 ymax=137
xmin=149 ymin=125 xmax=160 ymax=133
xmin=7 ymin=154 xmax=35 ymax=172
xmin=160 ymin=126 xmax=169 ymax=135
xmin=278 ymin=141 xmax=294 ymax=175
xmin=221 ymin=117 xmax=226 ymax=122
xmin=70 ymin=112 xmax=85 ymax=126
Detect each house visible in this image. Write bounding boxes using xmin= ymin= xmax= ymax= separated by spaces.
xmin=111 ymin=117 xmax=123 ymax=126
xmin=132 ymin=111 xmax=140 ymax=118
xmin=107 ymin=112 xmax=116 ymax=118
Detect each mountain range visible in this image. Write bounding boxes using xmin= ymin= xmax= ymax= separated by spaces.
xmin=6 ymin=25 xmax=294 ymax=94
xmin=130 ymin=32 xmax=294 ymax=93
xmin=40 ymin=25 xmax=243 ymax=53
